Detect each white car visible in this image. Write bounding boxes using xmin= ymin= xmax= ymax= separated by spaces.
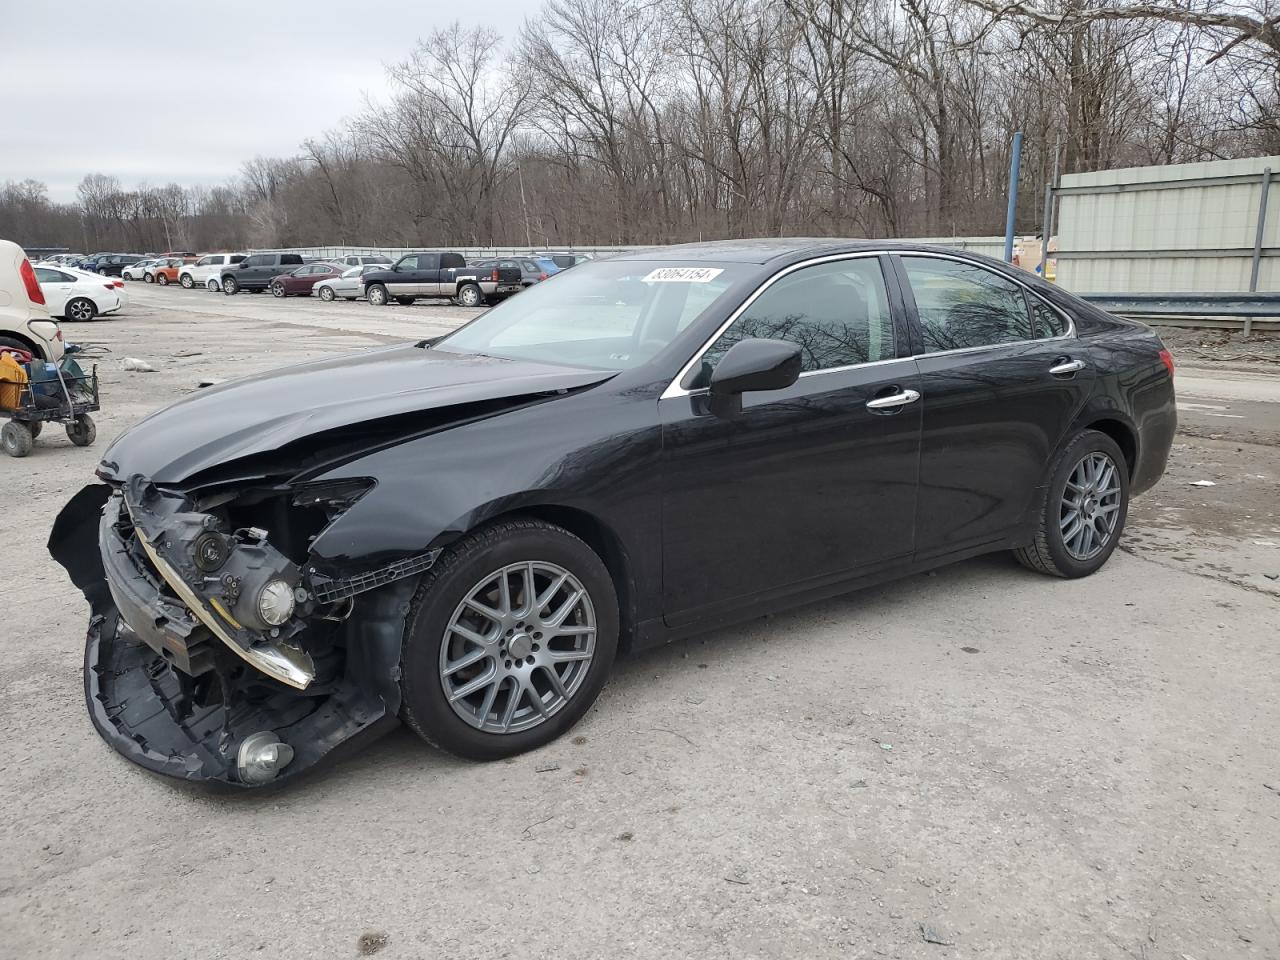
xmin=180 ymin=252 xmax=247 ymax=291
xmin=331 ymin=254 xmax=393 ymax=268
xmin=122 ymin=258 xmax=159 ymax=281
xmin=34 ymin=265 xmax=124 ymax=322
xmin=0 ymin=239 xmax=64 ymax=362
xmin=314 ymin=263 xmax=386 ymax=301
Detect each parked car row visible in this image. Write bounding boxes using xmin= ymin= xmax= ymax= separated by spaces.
xmin=36 ymin=248 xmax=595 ymax=311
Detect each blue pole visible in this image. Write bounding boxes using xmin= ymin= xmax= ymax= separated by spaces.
xmin=1004 ymin=131 xmax=1023 ymax=262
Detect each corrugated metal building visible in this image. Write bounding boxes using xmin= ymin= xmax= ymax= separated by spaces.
xmin=1056 ymin=155 xmax=1280 ymax=293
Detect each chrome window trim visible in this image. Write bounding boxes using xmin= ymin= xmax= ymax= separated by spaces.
xmin=659 ymin=248 xmax=1076 ymax=400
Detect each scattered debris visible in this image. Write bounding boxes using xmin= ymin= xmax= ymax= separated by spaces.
xmin=697 ymin=663 xmax=708 ymax=669
xmin=851 ymin=779 xmax=868 ymax=788
xmin=197 ymin=378 xmax=226 ymax=388
xmin=1265 ymin=574 xmax=1279 ymax=581
xmin=723 ymin=876 xmax=750 ymax=885
xmin=1189 ymin=480 xmax=1217 ymax=487
xmin=122 ymin=357 xmax=157 ymax=373
xmin=960 ymin=646 xmax=980 ymax=654
xmin=651 ymin=727 xmax=696 ymax=746
xmin=616 ymin=831 xmax=634 ymax=841
xmin=573 ymin=766 xmax=588 ymax=777
xmin=534 ymin=762 xmax=560 ymax=773
xmin=685 ymin=695 xmax=705 ymax=705
xmin=173 ymin=350 xmax=203 ymax=358
xmin=571 ymin=735 xmax=588 ymax=745
xmin=919 ymin=923 xmax=955 ymax=946
xmin=357 ymin=932 xmax=388 ymax=955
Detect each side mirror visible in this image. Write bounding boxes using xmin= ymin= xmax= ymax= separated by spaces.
xmin=706 ymin=338 xmax=802 ymax=417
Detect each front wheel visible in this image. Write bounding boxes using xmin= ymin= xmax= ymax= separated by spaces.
xmin=207 ymin=279 xmax=220 ymax=292
xmin=367 ymin=284 xmax=388 ymax=306
xmin=318 ymin=286 xmax=336 ymax=302
xmin=66 ymin=414 xmax=96 ymax=447
xmin=1015 ymin=429 xmax=1130 ymax=578
xmin=270 ymin=282 xmax=286 ymax=298
xmin=399 ymin=518 xmax=619 ymax=760
xmin=456 ymin=283 xmax=482 ymax=308
xmin=157 ymin=274 xmax=169 ymax=286
xmin=144 ymin=273 xmax=154 ymax=283
xmin=222 ymin=276 xmax=238 ymax=295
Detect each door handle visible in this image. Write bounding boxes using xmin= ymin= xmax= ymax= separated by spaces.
xmin=1049 ymin=358 xmax=1086 ymax=376
xmin=865 ymin=388 xmax=921 ymax=412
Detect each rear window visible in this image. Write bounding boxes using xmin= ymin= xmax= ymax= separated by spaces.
xmin=229 ymin=255 xmax=245 ymax=264
xmin=281 ymin=254 xmax=303 ymax=265
xmin=441 ymin=253 xmax=466 ymax=270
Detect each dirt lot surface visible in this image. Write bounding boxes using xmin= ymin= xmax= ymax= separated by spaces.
xmin=2 ymin=284 xmax=1279 ymax=960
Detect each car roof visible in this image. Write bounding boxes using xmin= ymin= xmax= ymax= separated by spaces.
xmin=609 ymin=237 xmax=971 ymax=265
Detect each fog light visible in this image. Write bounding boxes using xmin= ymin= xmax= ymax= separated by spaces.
xmin=236 ymin=731 xmax=295 ymax=785
xmin=257 ymin=579 xmax=295 ymax=626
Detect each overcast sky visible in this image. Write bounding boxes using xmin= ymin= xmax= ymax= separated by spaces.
xmin=2 ymin=1 xmax=526 ymax=202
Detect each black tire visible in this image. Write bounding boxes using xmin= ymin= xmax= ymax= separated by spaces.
xmin=65 ymin=298 xmax=96 ymax=322
xmin=395 ymin=296 xmax=415 ymax=306
xmin=0 ymin=335 xmax=36 ymax=358
xmin=318 ymin=286 xmax=336 ymax=302
xmin=28 ymin=420 xmax=43 ymax=440
xmin=222 ymin=276 xmax=238 ymax=295
xmin=367 ymin=284 xmax=389 ymax=306
xmin=399 ymin=518 xmax=619 ymax=761
xmin=456 ymin=283 xmax=482 ymax=308
xmin=180 ymin=273 xmax=194 ymax=288
xmin=271 ymin=282 xmax=286 ymax=298
xmin=2 ymin=422 xmax=33 ymax=458
xmin=66 ymin=414 xmax=96 ymax=447
xmin=144 ymin=273 xmax=154 ymax=283
xmin=1014 ymin=429 xmax=1130 ymax=579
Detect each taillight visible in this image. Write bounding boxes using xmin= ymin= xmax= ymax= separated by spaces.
xmin=56 ymin=328 xmax=64 ymax=341
xmin=1158 ymin=348 xmax=1175 ymax=377
xmin=539 ymin=272 xmax=549 ymax=281
xmin=112 ymin=280 xmax=124 ymax=288
xmin=19 ymin=258 xmax=45 ymax=305
xmin=491 ymin=268 xmax=499 ymax=282
xmin=103 ymin=283 xmax=116 ymax=290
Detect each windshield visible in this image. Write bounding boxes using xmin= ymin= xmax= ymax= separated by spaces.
xmin=434 ymin=260 xmax=749 ymax=370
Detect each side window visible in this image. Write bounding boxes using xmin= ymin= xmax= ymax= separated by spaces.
xmin=397 ymin=255 xmax=419 ymax=270
xmin=245 ymin=255 xmax=266 ymax=267
xmin=902 ymin=257 xmax=1035 ymax=353
xmin=696 ymin=257 xmax=894 ymax=381
xmin=1028 ymin=294 xmax=1069 ymax=338
xmin=441 ymin=253 xmax=465 ymax=269
xmin=229 ymin=255 xmax=245 ymax=265
xmin=195 ymin=256 xmax=211 ymax=266
xmin=34 ymin=267 xmax=61 ymax=283
xmin=419 ymin=253 xmax=441 ymax=270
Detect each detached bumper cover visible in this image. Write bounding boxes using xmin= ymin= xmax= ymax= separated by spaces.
xmin=51 ymin=482 xmax=409 ymax=787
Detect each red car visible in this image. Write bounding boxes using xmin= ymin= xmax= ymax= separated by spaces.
xmin=269 ymin=263 xmax=345 ymax=298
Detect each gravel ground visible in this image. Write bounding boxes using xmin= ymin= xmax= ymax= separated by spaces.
xmin=2 ymin=284 xmax=1279 ymax=960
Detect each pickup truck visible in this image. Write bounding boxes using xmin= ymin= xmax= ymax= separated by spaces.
xmin=220 ymin=253 xmax=305 ymax=295
xmin=361 ymin=252 xmax=523 ymax=307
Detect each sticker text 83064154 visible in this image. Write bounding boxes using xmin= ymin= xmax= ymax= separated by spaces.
xmin=641 ymin=267 xmax=724 ymax=283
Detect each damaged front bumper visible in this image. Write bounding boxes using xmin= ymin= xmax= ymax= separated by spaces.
xmin=51 ymin=480 xmax=431 ymax=788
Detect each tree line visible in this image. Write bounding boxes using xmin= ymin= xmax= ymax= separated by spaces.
xmin=3 ymin=0 xmax=1276 ymax=253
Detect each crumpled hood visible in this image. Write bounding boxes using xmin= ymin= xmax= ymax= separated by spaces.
xmin=99 ymin=345 xmax=612 ymax=483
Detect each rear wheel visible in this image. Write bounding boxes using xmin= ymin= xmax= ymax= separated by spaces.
xmin=66 ymin=414 xmax=96 ymax=447
xmin=180 ymin=274 xmax=194 ymax=288
xmin=65 ymin=298 xmax=96 ymax=322
xmin=144 ymin=273 xmax=154 ymax=283
xmin=222 ymin=276 xmax=238 ymax=295
xmin=367 ymin=284 xmax=388 ymax=306
xmin=318 ymin=286 xmax=336 ymax=302
xmin=1 ymin=422 xmax=33 ymax=458
xmin=399 ymin=518 xmax=619 ymax=760
xmin=207 ymin=279 xmax=219 ymax=292
xmin=1015 ymin=429 xmax=1129 ymax=579
xmin=456 ymin=283 xmax=482 ymax=308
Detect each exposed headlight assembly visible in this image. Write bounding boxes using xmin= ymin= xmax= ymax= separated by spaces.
xmin=256 ymin=579 xmax=296 ymax=626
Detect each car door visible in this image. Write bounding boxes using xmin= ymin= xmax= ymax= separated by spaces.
xmin=658 ymin=254 xmax=922 ymax=627
xmin=893 ymin=253 xmax=1096 ymax=560
xmin=385 ymin=255 xmax=418 ymax=296
xmin=420 ymin=253 xmax=444 ymax=295
xmin=34 ymin=267 xmax=74 ymax=315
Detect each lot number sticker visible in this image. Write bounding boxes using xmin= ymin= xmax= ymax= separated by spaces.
xmin=641 ymin=267 xmax=724 ymax=283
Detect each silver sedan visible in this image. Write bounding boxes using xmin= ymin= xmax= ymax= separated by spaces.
xmin=314 ymin=263 xmax=382 ymax=302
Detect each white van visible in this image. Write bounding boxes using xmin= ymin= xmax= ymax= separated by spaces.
xmin=181 ymin=253 xmax=247 ymax=291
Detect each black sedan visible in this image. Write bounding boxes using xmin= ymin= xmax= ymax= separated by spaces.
xmin=50 ymin=239 xmax=1176 ymax=787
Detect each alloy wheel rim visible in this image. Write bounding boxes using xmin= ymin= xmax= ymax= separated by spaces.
xmin=439 ymin=561 xmax=596 ymax=734
xmin=70 ymin=301 xmax=91 ymax=321
xmin=1060 ymin=451 xmax=1121 ymax=561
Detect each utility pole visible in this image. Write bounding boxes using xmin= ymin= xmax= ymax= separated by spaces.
xmin=1040 ymin=135 xmax=1062 ymax=279
xmin=1003 ymin=131 xmax=1023 ymax=263
xmin=517 ymin=164 xmax=532 ymax=249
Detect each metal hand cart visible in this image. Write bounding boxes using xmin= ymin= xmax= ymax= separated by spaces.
xmin=0 ymin=356 xmax=100 ymax=458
